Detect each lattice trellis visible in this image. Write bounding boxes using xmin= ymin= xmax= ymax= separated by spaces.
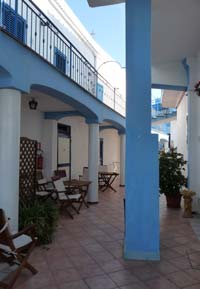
xmin=19 ymin=137 xmax=37 ymax=207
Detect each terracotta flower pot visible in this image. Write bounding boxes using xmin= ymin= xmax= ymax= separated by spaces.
xmin=166 ymin=194 xmax=182 ymax=208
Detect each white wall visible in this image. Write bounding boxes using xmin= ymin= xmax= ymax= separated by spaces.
xmin=170 ymin=94 xmax=188 ymax=161
xmin=170 ymin=120 xmax=178 ymax=148
xmin=20 ymin=95 xmax=44 ymax=142
xmin=186 ymin=56 xmax=200 ymax=211
xmin=42 ymin=120 xmax=58 ymax=177
xmin=60 ymin=116 xmax=89 ymax=179
xmin=21 ymin=98 xmax=121 ymax=179
xmin=152 ymin=61 xmax=187 ymax=87
xmin=99 ymin=129 xmax=120 ymax=172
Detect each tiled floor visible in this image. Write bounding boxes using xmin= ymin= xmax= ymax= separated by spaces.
xmin=4 ymin=184 xmax=200 ymax=289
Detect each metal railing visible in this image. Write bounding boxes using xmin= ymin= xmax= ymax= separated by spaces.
xmin=0 ymin=0 xmax=126 ymax=116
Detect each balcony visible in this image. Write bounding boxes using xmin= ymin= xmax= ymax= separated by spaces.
xmin=0 ymin=0 xmax=126 ymax=116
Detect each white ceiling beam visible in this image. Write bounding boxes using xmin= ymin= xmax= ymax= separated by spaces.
xmin=87 ymin=0 xmax=124 ymax=7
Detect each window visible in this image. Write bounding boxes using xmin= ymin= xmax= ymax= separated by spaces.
xmin=54 ymin=48 xmax=66 ymax=73
xmin=96 ymin=83 xmax=104 ymax=101
xmin=2 ymin=3 xmax=26 ymax=43
xmin=99 ymin=138 xmax=104 ymax=166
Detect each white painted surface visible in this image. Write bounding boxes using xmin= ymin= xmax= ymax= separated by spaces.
xmin=170 ymin=120 xmax=178 ymax=149
xmin=21 ymin=95 xmax=44 ymax=142
xmin=170 ymin=95 xmax=188 ymax=158
xmin=42 ymin=120 xmax=58 ymax=178
xmin=152 ymin=62 xmax=187 ymax=87
xmin=120 ymin=134 xmax=125 ymax=186
xmin=171 ymin=56 xmax=200 ymax=212
xmin=88 ymin=123 xmax=99 ymax=203
xmin=99 ymin=129 xmax=120 ymax=172
xmin=60 ymin=117 xmax=89 ymax=179
xmin=0 ymin=89 xmax=21 ymax=231
xmin=186 ymin=57 xmax=200 ymax=211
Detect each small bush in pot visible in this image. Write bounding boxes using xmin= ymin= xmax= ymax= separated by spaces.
xmin=19 ymin=199 xmax=59 ymax=244
xmin=159 ymin=148 xmax=187 ymax=208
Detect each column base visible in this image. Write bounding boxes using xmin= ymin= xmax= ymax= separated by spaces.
xmin=124 ymin=248 xmax=160 ymax=261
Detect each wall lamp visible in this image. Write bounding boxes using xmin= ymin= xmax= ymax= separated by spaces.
xmin=29 ymin=98 xmax=38 ymax=110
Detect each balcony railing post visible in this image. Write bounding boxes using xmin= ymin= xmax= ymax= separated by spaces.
xmin=69 ymin=44 xmax=72 ymax=78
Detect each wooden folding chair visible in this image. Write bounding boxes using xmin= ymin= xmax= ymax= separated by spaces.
xmin=54 ymin=170 xmax=68 ymax=181
xmin=36 ymin=178 xmax=56 ymax=200
xmin=0 ymin=209 xmax=37 ymax=289
xmin=53 ymin=179 xmax=83 ymax=219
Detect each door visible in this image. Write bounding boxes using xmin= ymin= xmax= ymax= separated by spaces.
xmin=57 ymin=123 xmax=71 ymax=179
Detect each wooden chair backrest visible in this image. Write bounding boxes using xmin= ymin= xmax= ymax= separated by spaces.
xmin=54 ymin=170 xmax=67 ymax=178
xmin=0 ymin=209 xmax=15 ymax=251
xmin=36 ymin=170 xmax=44 ymax=181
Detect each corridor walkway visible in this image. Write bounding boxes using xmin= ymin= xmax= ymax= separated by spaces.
xmin=15 ymin=186 xmax=200 ymax=289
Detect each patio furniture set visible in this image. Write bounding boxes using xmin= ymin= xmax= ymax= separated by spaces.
xmin=0 ymin=168 xmax=119 ymax=289
xmin=36 ymin=168 xmax=119 ymax=219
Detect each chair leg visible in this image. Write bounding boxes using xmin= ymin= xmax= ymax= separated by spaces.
xmin=65 ymin=205 xmax=74 ymax=219
xmin=24 ymin=262 xmax=38 ymax=274
xmin=71 ymin=203 xmax=80 ymax=214
xmin=0 ymin=281 xmax=9 ymax=289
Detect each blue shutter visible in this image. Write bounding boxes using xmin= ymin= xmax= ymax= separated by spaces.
xmin=54 ymin=48 xmax=66 ymax=73
xmin=96 ymin=83 xmax=104 ymax=101
xmin=2 ymin=3 xmax=25 ymax=43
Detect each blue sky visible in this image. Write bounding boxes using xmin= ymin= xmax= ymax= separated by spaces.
xmin=66 ymin=1 xmax=125 ymax=67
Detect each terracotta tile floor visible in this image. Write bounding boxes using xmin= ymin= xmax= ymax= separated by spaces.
xmin=6 ymin=184 xmax=200 ymax=288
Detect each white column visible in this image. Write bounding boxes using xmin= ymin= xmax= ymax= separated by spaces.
xmin=0 ymin=89 xmax=21 ymax=231
xmin=88 ymin=123 xmax=99 ymax=203
xmin=120 ymin=133 xmax=125 ymax=186
xmin=42 ymin=120 xmax=57 ymax=177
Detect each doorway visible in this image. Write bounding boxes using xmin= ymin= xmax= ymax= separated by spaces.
xmin=57 ymin=123 xmax=71 ymax=179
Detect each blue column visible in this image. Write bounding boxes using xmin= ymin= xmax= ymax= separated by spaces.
xmin=125 ymin=0 xmax=160 ymax=260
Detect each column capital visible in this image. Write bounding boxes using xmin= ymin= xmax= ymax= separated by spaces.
xmin=86 ymin=118 xmax=100 ymax=125
xmin=118 ymin=130 xmax=126 ymax=136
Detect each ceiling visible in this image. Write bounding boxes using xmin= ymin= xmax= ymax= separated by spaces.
xmin=22 ymin=90 xmax=75 ymax=112
xmin=162 ymin=90 xmax=185 ymax=108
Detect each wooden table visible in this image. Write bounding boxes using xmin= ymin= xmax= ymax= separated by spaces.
xmin=98 ymin=172 xmax=119 ymax=192
xmin=64 ymin=180 xmax=91 ymax=209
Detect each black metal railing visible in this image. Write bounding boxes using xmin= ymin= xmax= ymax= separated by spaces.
xmin=0 ymin=0 xmax=126 ymax=116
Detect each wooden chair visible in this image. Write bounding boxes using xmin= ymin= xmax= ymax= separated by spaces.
xmin=0 ymin=209 xmax=37 ymax=289
xmin=53 ymin=179 xmax=83 ymax=219
xmin=54 ymin=170 xmax=68 ymax=181
xmin=36 ymin=178 xmax=56 ymax=200
xmin=79 ymin=167 xmax=88 ymax=181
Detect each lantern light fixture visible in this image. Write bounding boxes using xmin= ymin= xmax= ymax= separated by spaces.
xmin=29 ymin=98 xmax=38 ymax=110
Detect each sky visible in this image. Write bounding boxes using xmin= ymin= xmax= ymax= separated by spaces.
xmin=66 ymin=0 xmax=125 ymax=67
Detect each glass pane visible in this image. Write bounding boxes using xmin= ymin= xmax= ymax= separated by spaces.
xmin=58 ymin=137 xmax=70 ymax=165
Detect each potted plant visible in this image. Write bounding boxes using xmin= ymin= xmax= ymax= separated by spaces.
xmin=159 ymin=148 xmax=187 ymax=208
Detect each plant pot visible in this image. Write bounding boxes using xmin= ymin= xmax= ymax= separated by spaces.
xmin=166 ymin=194 xmax=182 ymax=208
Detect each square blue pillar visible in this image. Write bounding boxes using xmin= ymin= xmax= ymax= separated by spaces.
xmin=124 ymin=0 xmax=160 ymax=260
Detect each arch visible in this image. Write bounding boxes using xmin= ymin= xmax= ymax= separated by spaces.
xmin=31 ymin=84 xmax=99 ymax=122
xmin=102 ymin=119 xmax=125 ymax=134
xmin=0 ymin=66 xmax=11 ymax=78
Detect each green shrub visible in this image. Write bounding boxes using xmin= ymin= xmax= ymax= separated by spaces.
xmin=159 ymin=148 xmax=187 ymax=196
xmin=19 ymin=199 xmax=59 ymax=245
